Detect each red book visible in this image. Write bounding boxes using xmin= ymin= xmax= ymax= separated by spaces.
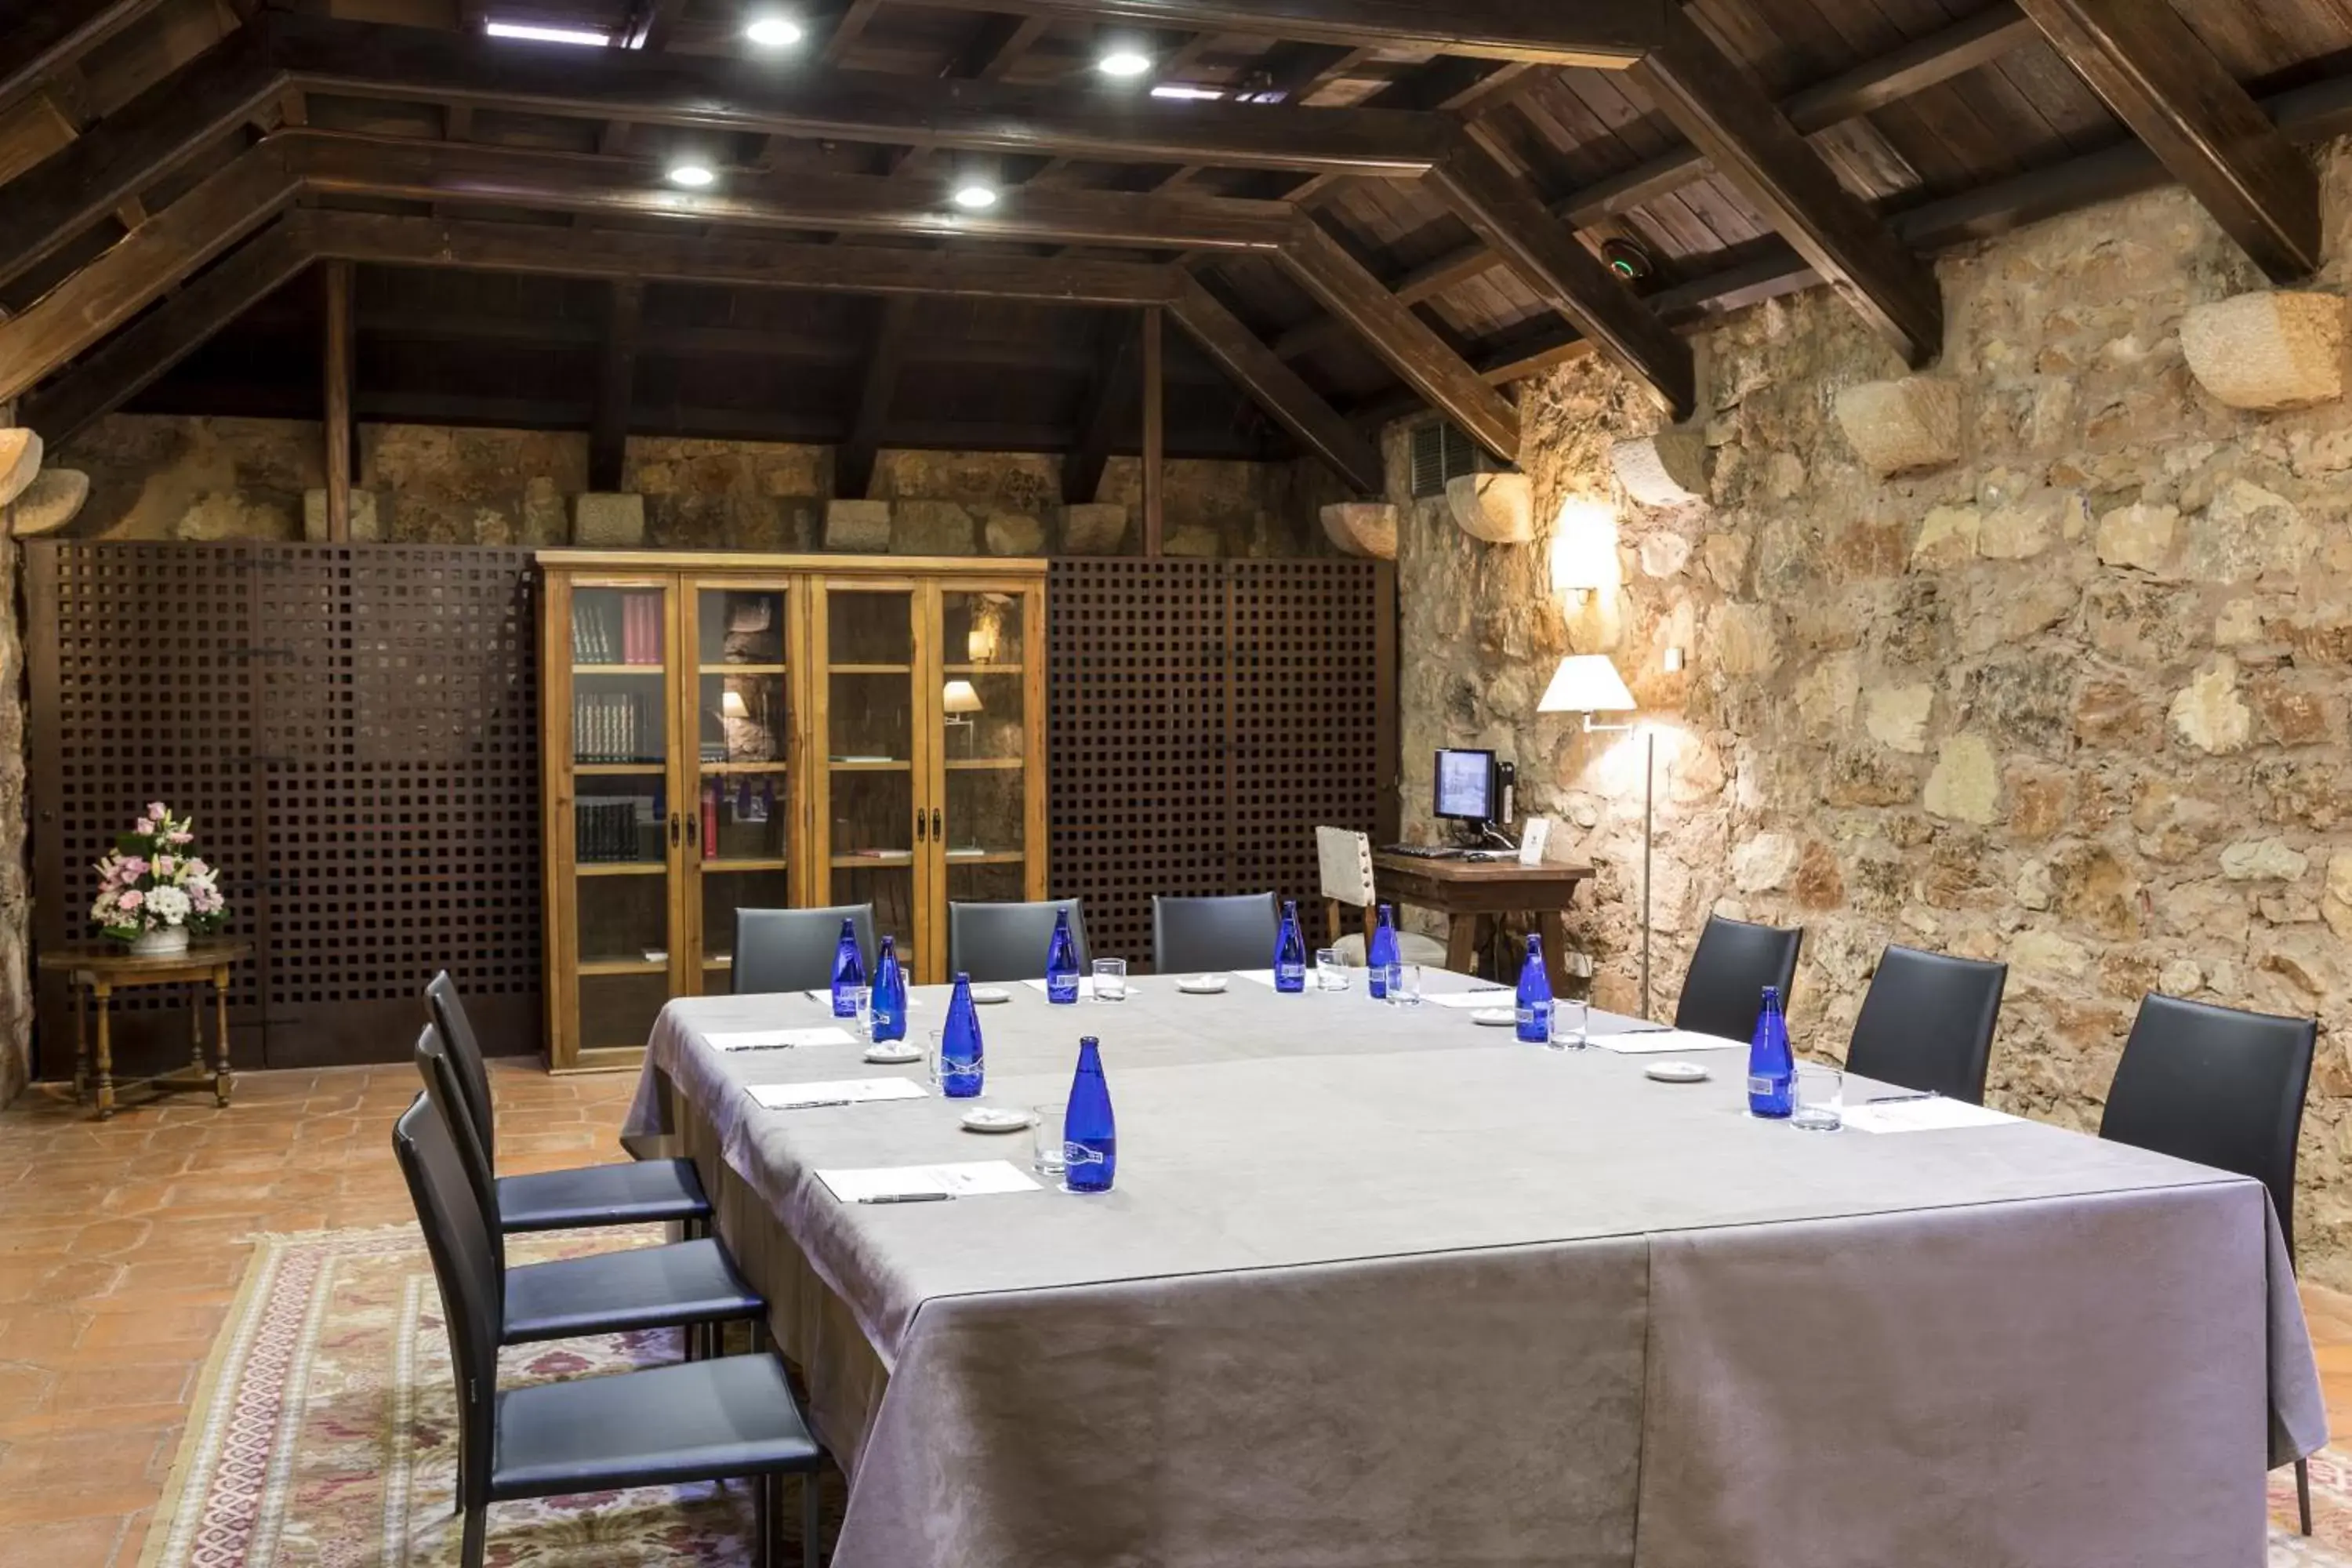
xmin=700 ymin=782 xmax=719 ymax=862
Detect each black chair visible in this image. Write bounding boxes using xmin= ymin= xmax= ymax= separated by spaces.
xmin=733 ymin=904 xmax=877 ymax=997
xmin=948 ymin=898 xmax=1090 ymax=983
xmin=1672 ymin=913 xmax=1803 ymax=1041
xmin=426 ymin=973 xmax=710 ymax=1236
xmin=1844 ymin=945 xmax=2007 ymax=1105
xmin=1152 ymin=891 xmax=1279 ymax=975
xmin=2099 ymin=992 xmax=2318 ymax=1534
xmin=394 ymin=1089 xmax=825 ymax=1568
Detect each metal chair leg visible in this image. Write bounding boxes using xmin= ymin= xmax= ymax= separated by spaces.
xmin=803 ymin=1469 xmax=822 ymax=1568
xmin=460 ymin=1504 xmax=488 ymax=1568
xmin=754 ymin=1472 xmax=776 ymax=1568
xmin=2299 ymin=1457 xmax=2314 ymax=1536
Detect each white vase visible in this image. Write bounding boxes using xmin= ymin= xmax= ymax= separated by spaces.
xmin=130 ymin=926 xmax=190 ymax=957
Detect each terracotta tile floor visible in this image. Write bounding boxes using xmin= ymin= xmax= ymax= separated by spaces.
xmin=2 ymin=1059 xmax=2349 ymax=1564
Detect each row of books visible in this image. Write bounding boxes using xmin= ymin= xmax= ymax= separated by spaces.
xmin=576 ymin=796 xmax=659 ymax=863
xmin=576 ymin=691 xmax=660 ymax=764
xmin=572 ymin=594 xmax=662 ymax=666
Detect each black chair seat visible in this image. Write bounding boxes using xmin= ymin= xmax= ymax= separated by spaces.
xmin=492 ymin=1351 xmax=822 ymax=1499
xmin=495 ymin=1158 xmax=711 ymax=1233
xmin=503 ymin=1236 xmax=764 ymax=1342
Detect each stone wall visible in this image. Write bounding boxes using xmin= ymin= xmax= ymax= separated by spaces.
xmin=0 ymin=498 xmax=25 ymax=1108
xmin=56 ymin=417 xmax=1334 ymax=557
xmin=1397 ymin=154 xmax=2352 ymax=1280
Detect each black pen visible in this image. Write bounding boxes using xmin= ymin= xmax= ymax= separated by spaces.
xmin=1867 ymin=1092 xmax=1936 ymax=1104
xmin=858 ymin=1190 xmax=953 ymax=1204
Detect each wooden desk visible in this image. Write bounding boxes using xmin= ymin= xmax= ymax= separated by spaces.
xmin=1370 ymin=853 xmax=1595 ymax=990
xmin=38 ymin=939 xmax=252 ymax=1120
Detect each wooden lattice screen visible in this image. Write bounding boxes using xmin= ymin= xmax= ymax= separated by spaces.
xmin=1047 ymin=558 xmax=1396 ymax=967
xmin=27 ymin=542 xmax=542 ymax=1076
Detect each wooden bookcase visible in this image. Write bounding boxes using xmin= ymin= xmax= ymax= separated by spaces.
xmin=538 ymin=551 xmax=1047 ymax=1071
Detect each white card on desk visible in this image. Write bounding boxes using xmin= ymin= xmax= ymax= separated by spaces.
xmin=819 ymin=1160 xmax=1041 ymax=1203
xmin=1229 ymin=968 xmax=1279 ymax=987
xmin=710 ymin=1027 xmax=855 ymax=1051
xmin=750 ymin=1078 xmax=926 ymax=1110
xmin=1421 ymin=988 xmax=1515 ymax=1011
xmin=1019 ymin=976 xmax=1102 ymax=999
xmin=1841 ymin=1098 xmax=2017 ymax=1134
xmin=1593 ymin=1027 xmax=1748 ymax=1054
xmin=798 ymin=990 xmax=926 ymax=1008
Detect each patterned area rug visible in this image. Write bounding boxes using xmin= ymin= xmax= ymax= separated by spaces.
xmin=139 ymin=1225 xmax=841 ymax=1568
xmin=140 ymin=1225 xmax=2347 ymax=1566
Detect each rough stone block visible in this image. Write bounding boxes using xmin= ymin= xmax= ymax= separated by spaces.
xmin=1060 ymin=501 xmax=1128 ymax=554
xmin=893 ymin=499 xmax=976 ymax=555
xmin=303 ymin=488 xmax=384 ymax=542
xmin=1319 ymin=501 xmax=1398 ymax=559
xmin=1445 ymin=470 xmax=1534 ymax=543
xmin=570 ymin=492 xmax=644 ymax=548
xmin=822 ymin=498 xmax=891 ymax=552
xmin=983 ymin=510 xmax=1047 ymax=556
xmin=0 ymin=427 xmax=39 ymax=508
xmin=1834 ymin=377 xmax=1960 ymax=477
xmin=1610 ymin=430 xmax=1708 ymax=508
xmin=2181 ymin=290 xmax=2345 ymax=412
xmin=9 ymin=467 xmax=86 ymax=536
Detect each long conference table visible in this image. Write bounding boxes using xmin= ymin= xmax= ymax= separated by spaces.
xmin=626 ymin=969 xmax=2325 ymax=1568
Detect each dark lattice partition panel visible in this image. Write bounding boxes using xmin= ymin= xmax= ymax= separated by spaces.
xmin=27 ymin=543 xmax=541 ymax=1076
xmin=1047 ymin=558 xmax=1394 ymax=968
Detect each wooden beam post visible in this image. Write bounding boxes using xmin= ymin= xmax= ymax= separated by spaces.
xmin=1065 ymin=315 xmax=1138 ymax=506
xmin=321 ymin=257 xmax=353 ymax=542
xmin=589 ymin=278 xmax=642 ymax=494
xmin=1629 ymin=3 xmax=1944 ymax=365
xmin=1165 ymin=273 xmax=1382 ymax=495
xmin=837 ymin=296 xmax=915 ymax=499
xmin=1142 ymin=306 xmax=1164 ymax=557
xmin=2013 ymin=0 xmax=2319 ymax=281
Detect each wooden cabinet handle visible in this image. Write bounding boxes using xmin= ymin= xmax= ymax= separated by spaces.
xmin=932 ymin=807 xmax=943 ymax=840
xmin=916 ymin=808 xmax=928 ymax=843
xmin=670 ymin=811 xmax=681 ymax=847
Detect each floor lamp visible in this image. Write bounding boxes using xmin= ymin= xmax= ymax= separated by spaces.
xmin=1537 ymin=655 xmax=1642 ymax=1011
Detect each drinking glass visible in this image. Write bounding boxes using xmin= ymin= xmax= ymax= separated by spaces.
xmin=844 ymin=985 xmax=873 ymax=1042
xmin=924 ymin=1026 xmax=946 ymax=1090
xmin=1315 ymin=949 xmax=1350 ymax=991
xmin=1548 ymin=996 xmax=1590 ymax=1051
xmin=1793 ymin=1064 xmax=1844 ymax=1131
xmin=1092 ymin=957 xmax=1128 ymax=1002
xmin=1031 ymin=1102 xmax=1066 ymax=1177
xmin=1388 ymin=963 xmax=1424 ymax=1007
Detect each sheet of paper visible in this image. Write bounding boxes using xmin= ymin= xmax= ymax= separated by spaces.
xmin=1019 ymin=976 xmax=1102 ymax=999
xmin=1229 ymin=968 xmax=1279 ymax=987
xmin=1420 ymin=988 xmax=1515 ymax=1011
xmin=1840 ymin=1098 xmax=2018 ymax=1134
xmin=799 ymin=990 xmax=926 ymax=1008
xmin=819 ymin=1160 xmax=1042 ymax=1203
xmin=710 ymin=1026 xmax=856 ymax=1051
xmin=1592 ymin=1027 xmax=1748 ymax=1054
xmin=749 ymin=1078 xmax=927 ymax=1111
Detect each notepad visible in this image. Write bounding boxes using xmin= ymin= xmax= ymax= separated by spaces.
xmin=1020 ymin=976 xmax=1103 ymax=999
xmin=1840 ymin=1098 xmax=2018 ymax=1134
xmin=750 ymin=1078 xmax=927 ymax=1110
xmin=1592 ymin=1027 xmax=1748 ymax=1054
xmin=798 ymin=990 xmax=926 ymax=1008
xmin=818 ymin=1160 xmax=1041 ymax=1203
xmin=1419 ymin=988 xmax=1514 ymax=1011
xmin=710 ymin=1027 xmax=857 ymax=1051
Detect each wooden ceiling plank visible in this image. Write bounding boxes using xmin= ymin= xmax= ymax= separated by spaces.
xmin=1278 ymin=216 xmax=1518 ymax=462
xmin=1627 ymin=2 xmax=1942 ymax=363
xmin=1065 ymin=311 xmax=1139 ymax=503
xmin=837 ymin=294 xmax=916 ymax=498
xmin=1165 ymin=270 xmax=1381 ymax=492
xmin=0 ymin=0 xmax=163 ymax=111
xmin=23 ymin=219 xmax=311 ymax=444
xmin=588 ymin=278 xmax=644 ymax=492
xmin=821 ymin=0 xmax=888 ymax=64
xmin=2013 ymin=0 xmax=2320 ymax=280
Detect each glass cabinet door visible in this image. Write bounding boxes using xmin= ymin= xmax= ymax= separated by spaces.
xmin=564 ymin=580 xmax=681 ymax=1058
xmin=937 ymin=585 xmax=1042 ymax=912
xmin=820 ymin=584 xmax=920 ymax=970
xmin=684 ymin=580 xmax=795 ymax=994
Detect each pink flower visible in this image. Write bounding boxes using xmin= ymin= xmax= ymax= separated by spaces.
xmin=145 ymin=801 xmax=168 ymax=819
xmin=154 ymin=856 xmax=174 ymax=877
xmin=169 ymin=830 xmax=193 ymax=845
xmin=184 ymin=859 xmax=209 ymax=878
xmin=132 ymin=818 xmax=154 ymax=836
xmin=120 ymin=856 xmax=148 ymax=878
xmin=118 ymin=889 xmax=143 ymax=910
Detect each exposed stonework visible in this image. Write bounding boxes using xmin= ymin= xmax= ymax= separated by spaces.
xmin=1833 ymin=376 xmax=1961 ymax=477
xmin=2180 ymin=290 xmax=2346 ymax=412
xmin=1320 ymin=501 xmax=1399 ymax=559
xmin=1394 ymin=153 xmax=2352 ymax=1282
xmin=0 ymin=428 xmax=39 ymax=506
xmin=1446 ymin=471 xmax=1534 ymax=543
xmin=303 ymin=488 xmax=383 ymax=543
xmin=1059 ymin=502 xmax=1129 ymax=554
xmin=9 ymin=467 xmax=86 ymax=536
xmin=1610 ymin=430 xmax=1708 ymax=509
xmin=823 ymin=499 xmax=891 ymax=552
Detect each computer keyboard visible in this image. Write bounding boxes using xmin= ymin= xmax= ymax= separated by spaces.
xmin=1382 ymin=844 xmax=1515 ymax=862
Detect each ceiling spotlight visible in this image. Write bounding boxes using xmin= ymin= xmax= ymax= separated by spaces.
xmin=744 ymin=14 xmax=804 ymax=47
xmin=1098 ymin=47 xmax=1154 ymax=78
xmin=951 ymin=181 xmax=1000 ymax=211
xmin=668 ymin=162 xmax=717 ymax=189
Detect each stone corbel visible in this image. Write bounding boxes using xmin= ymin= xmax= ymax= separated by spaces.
xmin=1445 ymin=471 xmax=1534 ymax=543
xmin=1834 ymin=376 xmax=1960 ymax=477
xmin=1610 ymin=428 xmax=1709 ymax=509
xmin=11 ymin=469 xmax=89 ymax=536
xmin=1319 ymin=501 xmax=1398 ymax=559
xmin=2181 ymin=290 xmax=2345 ymax=412
xmin=0 ymin=428 xmax=40 ymax=509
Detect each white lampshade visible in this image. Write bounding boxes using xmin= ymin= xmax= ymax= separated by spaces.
xmin=1537 ymin=655 xmax=1636 ymax=715
xmin=942 ymin=679 xmax=984 ymax=715
xmin=720 ymin=689 xmax=750 ymax=719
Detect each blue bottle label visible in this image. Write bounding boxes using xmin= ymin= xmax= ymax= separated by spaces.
xmin=1368 ymin=967 xmax=1388 ymax=1000
xmin=1048 ymin=975 xmax=1078 ymax=1004
xmin=1516 ymin=1000 xmax=1552 ymax=1041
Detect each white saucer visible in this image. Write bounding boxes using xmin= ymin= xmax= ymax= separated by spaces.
xmin=1646 ymin=1061 xmax=1711 ymax=1083
xmin=971 ymin=985 xmax=1012 ymax=1004
xmin=1472 ymin=1007 xmax=1516 ymax=1027
xmin=863 ymin=1043 xmax=923 ymax=1065
xmin=1177 ymin=974 xmax=1229 ymax=995
xmin=960 ymin=1105 xmax=1032 ymax=1134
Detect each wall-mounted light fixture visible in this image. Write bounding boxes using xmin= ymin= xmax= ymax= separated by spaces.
xmin=1537 ymin=654 xmax=1636 ymax=733
xmin=1663 ymin=646 xmax=1685 ymax=673
xmin=1548 ymin=496 xmax=1620 ymax=608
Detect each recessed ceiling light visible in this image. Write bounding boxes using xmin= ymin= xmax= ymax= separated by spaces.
xmin=950 ymin=181 xmax=1000 ymax=211
xmin=668 ymin=162 xmax=717 ymax=188
xmin=1149 ymin=83 xmax=1225 ymax=101
xmin=1098 ymin=47 xmax=1153 ymax=78
xmin=484 ymin=19 xmax=612 ymax=45
xmin=744 ymin=15 xmax=804 ymax=47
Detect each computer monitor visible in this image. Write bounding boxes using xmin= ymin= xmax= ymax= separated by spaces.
xmin=1433 ymin=748 xmax=1497 ymax=823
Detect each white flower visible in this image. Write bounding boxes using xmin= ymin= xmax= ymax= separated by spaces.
xmin=144 ymin=885 xmax=192 ymax=925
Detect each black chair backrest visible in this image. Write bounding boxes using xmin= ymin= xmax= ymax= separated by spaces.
xmin=2100 ymin=993 xmax=2317 ymax=1258
xmin=1673 ymin=913 xmax=1803 ymax=1041
xmin=733 ymin=903 xmax=877 ymax=996
xmin=1152 ymin=891 xmax=1279 ymax=975
xmin=948 ymin=898 xmax=1090 ymax=983
xmin=425 ymin=971 xmax=499 ymax=1165
xmin=391 ymin=1082 xmax=499 ymax=1504
xmin=1845 ymin=945 xmax=2007 ymax=1105
xmin=416 ymin=1020 xmax=507 ymax=1269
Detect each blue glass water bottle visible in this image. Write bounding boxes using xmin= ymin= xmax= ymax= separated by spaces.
xmin=829 ymin=918 xmax=864 ymax=1018
xmin=1747 ymin=985 xmax=1795 ymax=1118
xmin=1063 ymin=1035 xmax=1117 ymax=1192
xmin=869 ymin=935 xmax=907 ymax=1043
xmin=940 ymin=973 xmax=985 ymax=1098
xmin=1514 ymin=932 xmax=1553 ymax=1044
xmin=1274 ymin=899 xmax=1307 ymax=993
xmin=1046 ymin=909 xmax=1080 ymax=1004
xmin=1367 ymin=903 xmax=1399 ymax=1000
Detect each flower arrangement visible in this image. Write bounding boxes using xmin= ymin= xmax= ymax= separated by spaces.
xmin=91 ymin=801 xmax=227 ymax=952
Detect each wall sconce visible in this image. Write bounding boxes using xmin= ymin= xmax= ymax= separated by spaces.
xmin=1537 ymin=654 xmax=1636 ymax=732
xmin=1549 ymin=497 xmax=1621 ymax=608
xmin=1663 ymin=647 xmax=1685 ymax=673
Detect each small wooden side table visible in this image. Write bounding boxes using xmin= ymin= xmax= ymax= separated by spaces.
xmin=1368 ymin=854 xmax=1595 ymax=991
xmin=38 ymin=939 xmax=254 ymax=1120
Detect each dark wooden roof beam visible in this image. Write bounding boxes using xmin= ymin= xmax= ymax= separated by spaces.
xmin=587 ymin=278 xmax=643 ymax=492
xmin=1166 ymin=271 xmax=1381 ymax=493
xmin=1065 ymin=311 xmax=1139 ymax=503
xmin=0 ymin=0 xmax=165 ymax=111
xmin=837 ymin=295 xmax=916 ymax=499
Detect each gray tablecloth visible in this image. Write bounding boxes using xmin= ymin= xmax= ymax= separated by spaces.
xmin=624 ymin=975 xmax=2325 ymax=1568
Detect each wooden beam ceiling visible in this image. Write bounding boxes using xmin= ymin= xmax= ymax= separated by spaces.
xmin=0 ymin=0 xmax=164 ymax=111
xmin=588 ymin=279 xmax=643 ymax=492
xmin=2013 ymin=0 xmax=2320 ymax=281
xmin=1065 ymin=313 xmax=1139 ymax=505
xmin=1166 ymin=271 xmax=1381 ymax=494
xmin=838 ymin=296 xmax=916 ymax=499
xmin=904 ymin=0 xmax=1664 ymax=67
